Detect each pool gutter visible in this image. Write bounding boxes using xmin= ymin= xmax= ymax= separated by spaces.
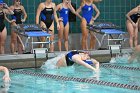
xmin=0 ymin=48 xmax=132 ymax=69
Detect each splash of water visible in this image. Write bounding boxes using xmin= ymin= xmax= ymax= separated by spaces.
xmin=110 ymin=52 xmax=131 ymax=63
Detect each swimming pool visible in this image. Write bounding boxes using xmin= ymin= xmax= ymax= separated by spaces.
xmin=0 ymin=63 xmax=140 ymax=93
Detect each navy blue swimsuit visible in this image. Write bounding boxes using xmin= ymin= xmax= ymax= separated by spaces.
xmin=41 ymin=7 xmax=54 ymax=29
xmin=11 ymin=8 xmax=23 ymax=24
xmin=59 ymin=6 xmax=69 ymax=27
xmin=65 ymin=51 xmax=93 ymax=66
xmin=130 ymin=13 xmax=140 ymax=23
xmin=0 ymin=11 xmax=5 ymax=32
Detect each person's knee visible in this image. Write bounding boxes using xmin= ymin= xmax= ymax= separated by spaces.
xmin=134 ymin=36 xmax=138 ymax=41
xmin=82 ymin=34 xmax=88 ymax=39
xmin=1 ymin=41 xmax=5 ymax=46
xmin=91 ymin=35 xmax=96 ymax=39
xmin=129 ymin=34 xmax=134 ymax=39
xmin=11 ymin=38 xmax=17 ymax=44
xmin=64 ymin=37 xmax=68 ymax=41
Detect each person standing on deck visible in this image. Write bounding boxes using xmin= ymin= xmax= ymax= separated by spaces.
xmin=76 ymin=0 xmax=100 ymax=50
xmin=0 ymin=0 xmax=14 ymax=54
xmin=36 ymin=0 xmax=60 ymax=52
xmin=126 ymin=5 xmax=140 ymax=48
xmin=56 ymin=0 xmax=81 ymax=51
xmin=10 ymin=0 xmax=27 ymax=54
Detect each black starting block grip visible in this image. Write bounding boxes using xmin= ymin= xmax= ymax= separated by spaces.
xmin=17 ymin=24 xmax=43 ymax=31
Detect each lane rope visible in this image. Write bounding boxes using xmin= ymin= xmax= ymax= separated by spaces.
xmin=9 ymin=70 xmax=140 ymax=91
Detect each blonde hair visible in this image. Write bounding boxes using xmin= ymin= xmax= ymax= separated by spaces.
xmin=81 ymin=0 xmax=85 ymax=6
xmin=81 ymin=0 xmax=98 ymax=6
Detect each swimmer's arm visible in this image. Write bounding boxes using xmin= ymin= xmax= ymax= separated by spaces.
xmin=21 ymin=6 xmax=27 ymax=22
xmin=94 ymin=0 xmax=102 ymax=2
xmin=0 ymin=66 xmax=9 ymax=76
xmin=53 ymin=3 xmax=60 ymax=30
xmin=68 ymin=3 xmax=76 ymax=14
xmin=0 ymin=66 xmax=11 ymax=82
xmin=90 ymin=59 xmax=99 ymax=70
xmin=126 ymin=7 xmax=138 ymax=24
xmin=3 ymin=4 xmax=14 ymax=15
xmin=137 ymin=18 xmax=140 ymax=24
xmin=76 ymin=6 xmax=83 ymax=20
xmin=72 ymin=57 xmax=97 ymax=71
xmin=92 ymin=4 xmax=100 ymax=21
xmin=4 ymin=13 xmax=12 ymax=23
xmin=56 ymin=4 xmax=61 ymax=20
xmin=68 ymin=3 xmax=82 ymax=19
xmin=36 ymin=3 xmax=43 ymax=24
xmin=56 ymin=3 xmax=61 ymax=11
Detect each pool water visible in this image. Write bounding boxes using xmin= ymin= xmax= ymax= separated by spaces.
xmin=0 ymin=63 xmax=140 ymax=93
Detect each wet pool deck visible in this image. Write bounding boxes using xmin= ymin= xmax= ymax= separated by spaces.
xmin=0 ymin=48 xmax=132 ymax=69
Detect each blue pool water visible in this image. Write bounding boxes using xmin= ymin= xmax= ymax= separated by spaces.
xmin=0 ymin=63 xmax=140 ymax=93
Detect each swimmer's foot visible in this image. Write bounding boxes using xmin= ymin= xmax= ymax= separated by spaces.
xmin=130 ymin=47 xmax=135 ymax=51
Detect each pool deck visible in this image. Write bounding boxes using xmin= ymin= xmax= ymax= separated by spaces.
xmin=0 ymin=48 xmax=132 ymax=69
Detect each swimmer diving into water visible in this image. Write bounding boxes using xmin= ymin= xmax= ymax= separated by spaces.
xmin=41 ymin=50 xmax=99 ymax=72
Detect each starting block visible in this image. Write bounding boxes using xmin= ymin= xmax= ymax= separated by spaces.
xmin=15 ymin=24 xmax=51 ymax=53
xmin=108 ymin=45 xmax=122 ymax=57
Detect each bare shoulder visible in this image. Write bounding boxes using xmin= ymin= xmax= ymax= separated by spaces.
xmin=2 ymin=9 xmax=7 ymax=14
xmin=20 ymin=5 xmax=25 ymax=9
xmin=130 ymin=6 xmax=139 ymax=13
xmin=37 ymin=2 xmax=45 ymax=10
xmin=9 ymin=5 xmax=14 ymax=10
xmin=39 ymin=2 xmax=45 ymax=6
xmin=56 ymin=3 xmax=62 ymax=9
xmin=57 ymin=3 xmax=62 ymax=7
xmin=38 ymin=2 xmax=45 ymax=8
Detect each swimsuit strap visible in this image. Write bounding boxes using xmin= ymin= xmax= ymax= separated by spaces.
xmin=44 ymin=2 xmax=54 ymax=9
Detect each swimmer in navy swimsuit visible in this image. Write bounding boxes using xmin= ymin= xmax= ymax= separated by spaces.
xmin=41 ymin=50 xmax=99 ymax=72
xmin=10 ymin=0 xmax=27 ymax=54
xmin=36 ymin=0 xmax=60 ymax=52
xmin=65 ymin=51 xmax=95 ymax=66
xmin=76 ymin=0 xmax=100 ymax=50
xmin=0 ymin=0 xmax=14 ymax=54
xmin=57 ymin=0 xmax=77 ymax=51
xmin=126 ymin=5 xmax=140 ymax=48
xmin=56 ymin=50 xmax=99 ymax=71
xmin=42 ymin=50 xmax=100 ymax=72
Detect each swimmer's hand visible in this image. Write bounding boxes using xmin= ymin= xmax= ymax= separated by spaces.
xmin=80 ymin=17 xmax=84 ymax=21
xmin=21 ymin=19 xmax=26 ymax=23
xmin=94 ymin=69 xmax=100 ymax=73
xmin=58 ymin=17 xmax=63 ymax=22
xmin=57 ymin=23 xmax=60 ymax=31
xmin=132 ymin=22 xmax=137 ymax=28
xmin=3 ymin=3 xmax=9 ymax=9
xmin=3 ymin=75 xmax=11 ymax=83
xmin=10 ymin=19 xmax=16 ymax=23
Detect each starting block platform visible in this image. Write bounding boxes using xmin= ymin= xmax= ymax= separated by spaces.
xmin=87 ymin=22 xmax=126 ymax=56
xmin=15 ymin=24 xmax=51 ymax=53
xmin=87 ymin=22 xmax=126 ymax=48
